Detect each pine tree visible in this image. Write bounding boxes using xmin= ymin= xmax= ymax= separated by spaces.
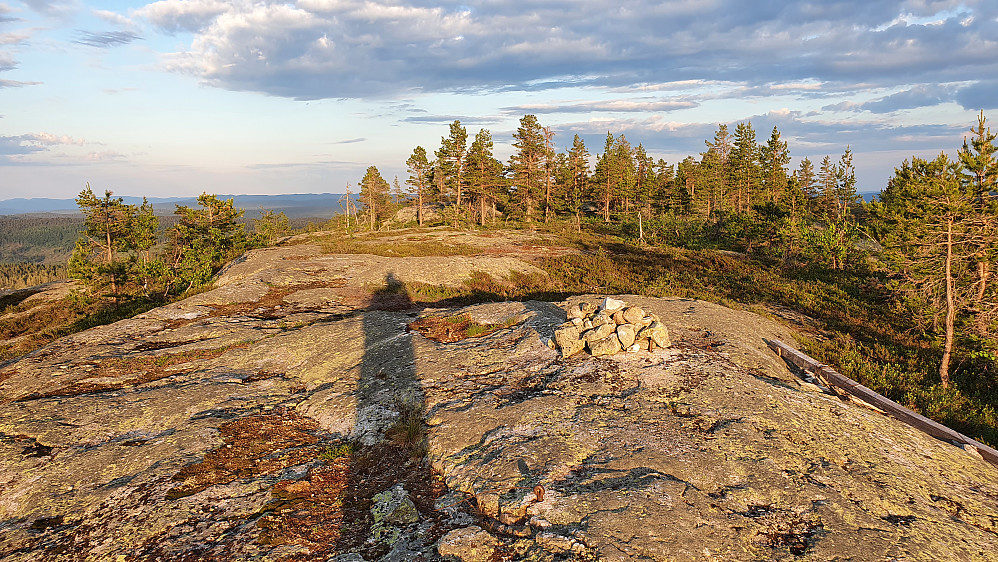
xmin=729 ymin=122 xmax=759 ymax=213
xmin=875 ymin=154 xmax=977 ymax=387
xmin=957 ymin=111 xmax=998 ymax=309
xmin=405 ymin=147 xmax=431 ymax=226
xmin=169 ymin=193 xmax=246 ymax=293
xmin=565 ymin=135 xmax=590 ymax=230
xmin=509 ymin=115 xmax=546 ymax=222
xmin=702 ymin=124 xmax=732 ymax=217
xmin=69 ymin=185 xmax=140 ymax=300
xmin=760 ymin=126 xmax=791 ymax=205
xmin=465 ymin=129 xmax=505 ymax=226
xmin=795 ymin=157 xmax=816 ymax=215
xmin=359 ymin=165 xmax=391 ymax=230
xmin=435 ymin=120 xmax=468 ymax=209
xmin=835 ymin=147 xmax=859 ymax=219
xmin=818 ymin=155 xmax=837 ymax=217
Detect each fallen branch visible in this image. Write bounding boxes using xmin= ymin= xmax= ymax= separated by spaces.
xmin=766 ymin=338 xmax=998 ymax=469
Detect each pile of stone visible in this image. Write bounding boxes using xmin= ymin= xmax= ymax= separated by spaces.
xmin=554 ymin=297 xmax=671 ymax=357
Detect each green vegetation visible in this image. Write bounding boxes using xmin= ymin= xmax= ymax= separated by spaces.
xmin=0 ymin=263 xmax=66 ymax=291
xmin=0 ymin=215 xmax=82 ymax=265
xmin=3 ymin=111 xmax=996 ymax=450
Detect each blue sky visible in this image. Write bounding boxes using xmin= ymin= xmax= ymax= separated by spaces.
xmin=1 ymin=0 xmax=996 ymax=199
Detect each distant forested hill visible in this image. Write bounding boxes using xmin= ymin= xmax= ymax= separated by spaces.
xmin=0 ymin=193 xmax=355 ymax=218
xmin=0 ymin=215 xmax=82 ymax=264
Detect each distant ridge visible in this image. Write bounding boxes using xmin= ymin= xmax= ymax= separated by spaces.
xmin=0 ymin=193 xmax=360 ymax=218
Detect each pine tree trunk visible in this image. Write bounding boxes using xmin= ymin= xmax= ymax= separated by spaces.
xmin=940 ymin=217 xmax=955 ymax=388
xmin=977 ymin=260 xmax=988 ymax=303
xmin=417 ymin=190 xmax=424 ymax=226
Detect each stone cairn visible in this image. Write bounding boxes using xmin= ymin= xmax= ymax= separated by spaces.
xmin=554 ymin=297 xmax=671 ymax=357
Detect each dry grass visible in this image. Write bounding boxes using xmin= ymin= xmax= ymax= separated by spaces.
xmin=406 ymin=313 xmax=517 ymax=343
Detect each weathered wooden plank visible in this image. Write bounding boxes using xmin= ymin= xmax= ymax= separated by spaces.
xmin=766 ymin=338 xmax=998 ymax=468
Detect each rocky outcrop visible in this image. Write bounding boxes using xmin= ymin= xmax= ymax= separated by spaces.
xmin=1 ymin=244 xmax=997 ymax=561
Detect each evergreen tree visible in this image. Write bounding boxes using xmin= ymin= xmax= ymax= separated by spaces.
xmin=359 ymin=165 xmax=391 ymax=230
xmin=168 ymin=193 xmax=246 ymax=293
xmin=760 ymin=126 xmax=791 ymax=205
xmin=509 ymin=114 xmax=546 ymax=222
xmin=874 ymin=154 xmax=977 ymax=387
xmin=465 ymin=129 xmax=506 ymax=226
xmin=957 ymin=111 xmax=998 ymax=308
xmin=592 ymin=132 xmax=617 ymax=222
xmin=818 ymin=155 xmax=837 ymax=217
xmin=251 ymin=209 xmax=291 ymax=246
xmin=405 ymin=146 xmax=431 ymax=226
xmin=702 ymin=124 xmax=732 ymax=217
xmin=835 ymin=147 xmax=860 ymax=219
xmin=435 ymin=120 xmax=468 ymax=209
xmin=543 ymin=127 xmax=556 ymax=222
xmin=729 ymin=122 xmax=760 ymax=213
xmin=565 ymin=135 xmax=590 ymax=230
xmin=795 ymin=157 xmax=817 ymax=215
xmin=958 ymin=111 xmax=998 ymax=202
xmin=69 ymin=185 xmax=145 ymax=300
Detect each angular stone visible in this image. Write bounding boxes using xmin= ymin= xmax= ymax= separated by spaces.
xmin=639 ymin=315 xmax=655 ymax=328
xmin=640 ymin=321 xmax=671 ymax=348
xmin=579 ymin=301 xmax=598 ymax=316
xmin=616 ymin=324 xmax=636 ymax=349
xmin=437 ymin=526 xmax=499 ymax=562
xmin=571 ymin=317 xmax=583 ymax=327
xmin=600 ymin=297 xmax=625 ymax=313
xmin=611 ymin=310 xmax=627 ymax=325
xmin=555 ymin=325 xmax=585 ymax=357
xmin=371 ymin=483 xmax=419 ymax=526
xmin=622 ymin=306 xmax=644 ymax=325
xmin=567 ymin=304 xmax=585 ymax=320
xmin=626 ymin=343 xmax=643 ymax=352
xmin=588 ymin=334 xmax=622 ymax=356
xmin=582 ymin=319 xmax=593 ymax=330
xmin=592 ymin=312 xmax=612 ymax=327
xmin=584 ymin=323 xmax=615 ymax=342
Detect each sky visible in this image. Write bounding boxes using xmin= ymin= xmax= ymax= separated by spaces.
xmin=1 ymin=0 xmax=997 ymax=200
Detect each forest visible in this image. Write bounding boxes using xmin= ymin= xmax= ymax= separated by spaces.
xmin=342 ymin=111 xmax=997 ymax=445
xmin=3 ymin=111 xmax=996 ymax=446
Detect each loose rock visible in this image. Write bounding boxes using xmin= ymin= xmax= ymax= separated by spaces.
xmin=436 ymin=526 xmax=500 ymax=562
xmin=622 ymin=306 xmax=644 ymax=324
xmin=588 ymin=334 xmax=622 ymax=356
xmin=600 ymin=296 xmax=625 ymax=312
xmin=617 ymin=324 xmax=636 ymax=348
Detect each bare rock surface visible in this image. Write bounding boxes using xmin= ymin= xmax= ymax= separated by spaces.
xmin=1 ymin=245 xmax=997 ymax=561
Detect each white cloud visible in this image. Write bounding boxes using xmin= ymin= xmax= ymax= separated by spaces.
xmin=124 ymin=0 xmax=998 ymax=112
xmin=136 ymin=0 xmax=231 ymax=33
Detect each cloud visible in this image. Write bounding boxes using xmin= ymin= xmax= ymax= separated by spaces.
xmin=331 ymin=137 xmax=365 ymax=144
xmin=0 ymin=51 xmax=15 ymax=72
xmin=132 ymin=0 xmax=998 ymax=104
xmin=21 ymin=0 xmax=73 ymax=18
xmin=0 ymin=31 xmax=29 ymax=45
xmin=504 ymin=99 xmax=699 ymax=114
xmin=0 ymin=3 xmax=19 ymax=23
xmin=0 ymin=133 xmax=88 ymax=160
xmin=93 ymin=9 xmax=135 ymax=28
xmin=136 ymin=0 xmax=230 ymax=33
xmin=0 ymin=78 xmax=41 ymax=87
xmin=246 ymin=159 xmax=361 ymax=170
xmin=73 ymin=30 xmax=142 ymax=48
xmin=822 ymin=85 xmax=957 ymax=114
xmin=955 ymin=80 xmax=998 ymax=110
